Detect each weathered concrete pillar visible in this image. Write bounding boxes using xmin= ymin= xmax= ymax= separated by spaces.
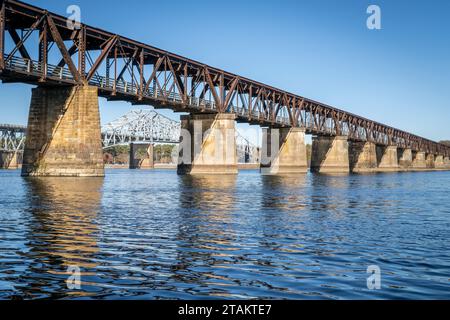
xmin=376 ymin=145 xmax=399 ymax=172
xmin=398 ymin=148 xmax=412 ymax=169
xmin=426 ymin=153 xmax=435 ymax=169
xmin=129 ymin=143 xmax=154 ymax=169
xmin=349 ymin=141 xmax=377 ymax=173
xmin=444 ymin=157 xmax=450 ymax=169
xmin=21 ymin=86 xmax=104 ymax=177
xmin=260 ymin=127 xmax=307 ymax=175
xmin=411 ymin=151 xmax=426 ymax=170
xmin=435 ymin=155 xmax=445 ymax=170
xmin=0 ymin=151 xmax=20 ymax=169
xmin=177 ymin=113 xmax=237 ymax=175
xmin=311 ymin=135 xmax=349 ymax=174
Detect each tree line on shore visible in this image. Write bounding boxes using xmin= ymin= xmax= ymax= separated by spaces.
xmin=103 ymin=144 xmax=176 ymax=164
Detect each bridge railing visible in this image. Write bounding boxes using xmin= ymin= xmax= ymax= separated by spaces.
xmin=5 ymin=56 xmax=285 ymax=128
xmin=0 ymin=57 xmax=389 ymax=139
xmin=4 ymin=54 xmax=297 ymax=128
xmin=4 ymin=56 xmax=450 ymax=156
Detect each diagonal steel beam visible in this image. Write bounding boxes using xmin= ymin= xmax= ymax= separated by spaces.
xmin=143 ymin=55 xmax=164 ymax=94
xmin=47 ymin=14 xmax=81 ymax=83
xmin=55 ymin=44 xmax=78 ymax=68
xmin=8 ymin=29 xmax=31 ymax=60
xmin=86 ymin=35 xmax=118 ymax=82
xmin=116 ymin=47 xmax=138 ymax=84
xmin=223 ymin=77 xmax=239 ymax=111
xmin=204 ymin=68 xmax=221 ymax=111
xmin=0 ymin=2 xmax=6 ymax=70
xmin=166 ymin=57 xmax=185 ymax=103
xmin=5 ymin=14 xmax=45 ymax=62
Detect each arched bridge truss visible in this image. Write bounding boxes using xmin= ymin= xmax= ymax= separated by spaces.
xmin=102 ymin=109 xmax=180 ymax=147
xmin=0 ymin=0 xmax=448 ymax=157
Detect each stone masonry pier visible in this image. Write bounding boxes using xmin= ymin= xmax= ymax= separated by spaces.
xmin=177 ymin=113 xmax=237 ymax=175
xmin=311 ymin=135 xmax=350 ymax=174
xmin=21 ymin=86 xmax=104 ymax=177
xmin=398 ymin=148 xmax=413 ymax=169
xmin=376 ymin=145 xmax=399 ymax=172
xmin=0 ymin=151 xmax=21 ymax=169
xmin=260 ymin=127 xmax=308 ymax=175
xmin=411 ymin=151 xmax=427 ymax=170
xmin=426 ymin=154 xmax=435 ymax=169
xmin=349 ymin=141 xmax=377 ymax=173
xmin=129 ymin=143 xmax=154 ymax=169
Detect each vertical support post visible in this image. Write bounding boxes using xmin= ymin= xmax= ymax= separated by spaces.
xmin=139 ymin=48 xmax=144 ymax=98
xmin=113 ymin=46 xmax=117 ymax=95
xmin=105 ymin=57 xmax=110 ymax=87
xmin=39 ymin=19 xmax=48 ymax=80
xmin=78 ymin=26 xmax=86 ymax=78
xmin=0 ymin=1 xmax=5 ymax=70
xmin=248 ymin=85 xmax=253 ymax=118
xmin=183 ymin=63 xmax=188 ymax=102
xmin=219 ymin=72 xmax=224 ymax=112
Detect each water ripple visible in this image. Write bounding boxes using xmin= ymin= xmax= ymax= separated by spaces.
xmin=0 ymin=169 xmax=449 ymax=299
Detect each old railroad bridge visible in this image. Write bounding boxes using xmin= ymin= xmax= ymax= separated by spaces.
xmin=0 ymin=0 xmax=449 ymax=176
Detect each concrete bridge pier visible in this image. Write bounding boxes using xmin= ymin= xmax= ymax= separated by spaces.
xmin=129 ymin=143 xmax=154 ymax=169
xmin=398 ymin=148 xmax=412 ymax=169
xmin=411 ymin=151 xmax=427 ymax=170
xmin=260 ymin=127 xmax=308 ymax=175
xmin=0 ymin=151 xmax=21 ymax=169
xmin=21 ymin=86 xmax=104 ymax=177
xmin=311 ymin=135 xmax=350 ymax=174
xmin=426 ymin=154 xmax=435 ymax=169
xmin=434 ymin=155 xmax=446 ymax=170
xmin=349 ymin=141 xmax=377 ymax=173
xmin=376 ymin=145 xmax=399 ymax=172
xmin=177 ymin=113 xmax=237 ymax=175
xmin=444 ymin=157 xmax=450 ymax=169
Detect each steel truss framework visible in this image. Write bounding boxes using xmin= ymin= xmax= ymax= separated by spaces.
xmin=0 ymin=124 xmax=25 ymax=152
xmin=102 ymin=109 xmax=180 ymax=147
xmin=0 ymin=0 xmax=448 ymax=157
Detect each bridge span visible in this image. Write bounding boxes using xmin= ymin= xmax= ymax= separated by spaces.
xmin=0 ymin=0 xmax=449 ymax=176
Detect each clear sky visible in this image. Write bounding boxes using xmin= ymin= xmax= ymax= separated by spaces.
xmin=1 ymin=0 xmax=449 ymax=144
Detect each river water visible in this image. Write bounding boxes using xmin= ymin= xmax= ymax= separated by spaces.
xmin=0 ymin=169 xmax=449 ymax=299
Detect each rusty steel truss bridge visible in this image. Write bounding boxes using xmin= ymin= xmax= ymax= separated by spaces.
xmin=0 ymin=0 xmax=449 ymax=157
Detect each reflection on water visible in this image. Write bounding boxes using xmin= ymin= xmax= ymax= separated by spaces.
xmin=260 ymin=175 xmax=307 ymax=212
xmin=0 ymin=169 xmax=449 ymax=299
xmin=179 ymin=175 xmax=237 ymax=214
xmin=4 ymin=177 xmax=103 ymax=299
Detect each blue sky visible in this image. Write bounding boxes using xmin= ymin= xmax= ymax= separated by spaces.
xmin=1 ymin=0 xmax=449 ymax=144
